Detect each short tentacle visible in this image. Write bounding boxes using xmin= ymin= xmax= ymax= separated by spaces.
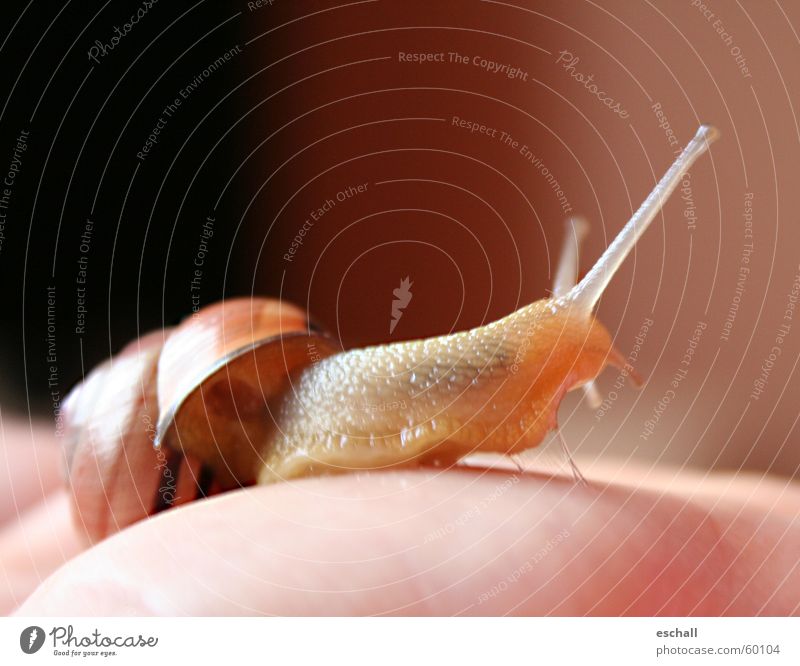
xmin=552 ymin=216 xmax=602 ymax=409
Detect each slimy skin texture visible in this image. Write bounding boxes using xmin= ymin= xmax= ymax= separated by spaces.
xmin=260 ymin=302 xmax=624 ymax=483
xmin=255 ymin=124 xmax=720 ymax=483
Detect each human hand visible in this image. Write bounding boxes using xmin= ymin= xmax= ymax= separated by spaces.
xmin=4 ymin=418 xmax=798 ymax=616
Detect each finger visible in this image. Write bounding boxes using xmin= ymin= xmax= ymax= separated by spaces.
xmin=0 ymin=489 xmax=86 ymax=614
xmin=581 ymin=457 xmax=800 ymax=521
xmin=0 ymin=416 xmax=64 ymax=526
xmin=16 ymin=466 xmax=800 ymax=616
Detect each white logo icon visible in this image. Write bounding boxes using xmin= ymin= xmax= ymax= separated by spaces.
xmin=390 ymin=277 xmax=413 ymax=334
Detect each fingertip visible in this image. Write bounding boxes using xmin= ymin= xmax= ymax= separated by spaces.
xmin=15 ymin=468 xmax=800 ymax=616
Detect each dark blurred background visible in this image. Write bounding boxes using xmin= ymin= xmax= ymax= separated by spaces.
xmin=1 ymin=1 xmax=798 ymax=477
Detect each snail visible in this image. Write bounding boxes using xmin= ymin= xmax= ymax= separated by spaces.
xmin=63 ymin=125 xmax=718 ymax=541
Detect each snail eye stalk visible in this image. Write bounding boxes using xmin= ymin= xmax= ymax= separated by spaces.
xmin=567 ymin=125 xmax=719 ymax=315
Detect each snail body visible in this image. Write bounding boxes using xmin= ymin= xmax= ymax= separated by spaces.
xmin=63 ymin=125 xmax=718 ymax=540
xmin=259 ymin=304 xmax=619 ymax=483
xmin=255 ymin=124 xmax=718 ymax=482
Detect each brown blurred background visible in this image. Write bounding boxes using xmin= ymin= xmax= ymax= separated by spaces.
xmin=242 ymin=0 xmax=800 ymax=478
xmin=2 ymin=1 xmax=797 ymax=479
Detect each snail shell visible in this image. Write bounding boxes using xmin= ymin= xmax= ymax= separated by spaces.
xmin=63 ymin=299 xmax=330 ymax=541
xmin=62 ymin=331 xmax=187 ymax=541
xmin=155 ymin=297 xmax=339 ymax=487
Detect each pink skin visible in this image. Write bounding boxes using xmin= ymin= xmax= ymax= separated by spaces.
xmin=2 ymin=418 xmax=799 ymax=616
xmin=0 ymin=419 xmax=65 ymax=525
xmin=0 ymin=421 xmax=84 ymax=613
